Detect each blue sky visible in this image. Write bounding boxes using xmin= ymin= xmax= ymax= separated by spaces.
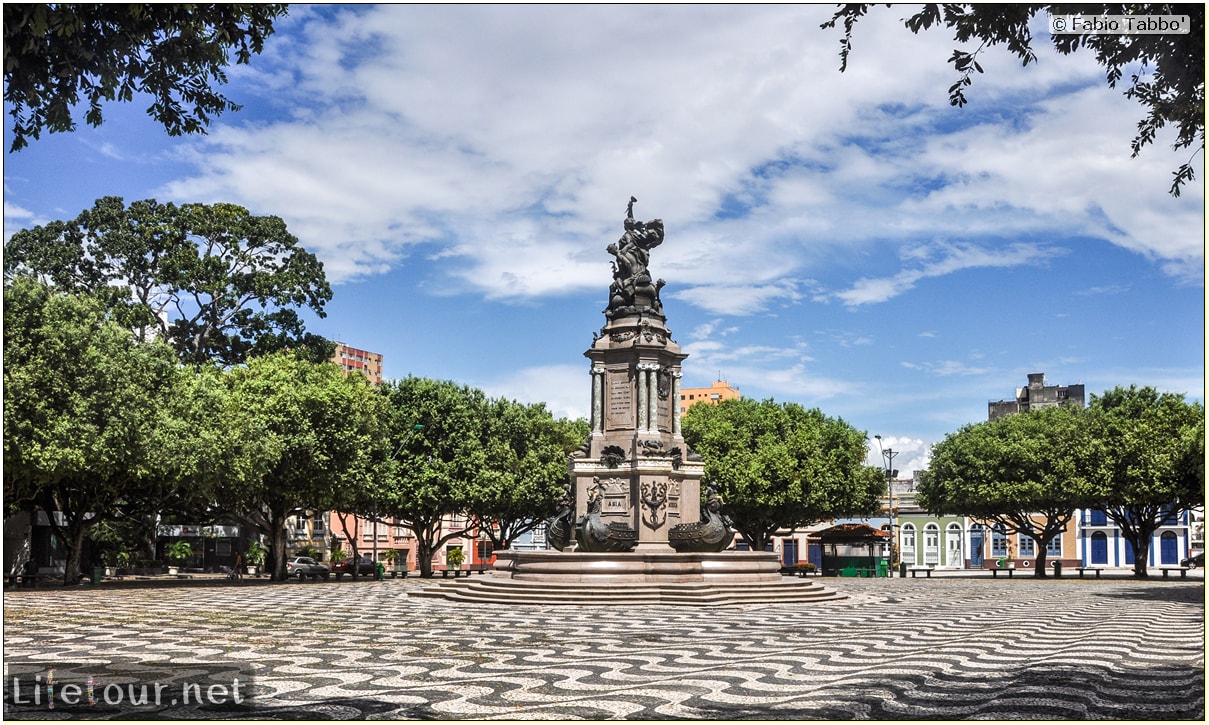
xmin=4 ymin=5 xmax=1204 ymax=473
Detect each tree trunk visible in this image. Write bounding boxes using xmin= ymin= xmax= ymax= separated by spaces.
xmin=64 ymin=525 xmax=88 ymax=585
xmin=1131 ymin=535 xmax=1152 ymax=578
xmin=416 ymin=539 xmax=435 ymax=578
xmin=1033 ymin=550 xmax=1048 ymax=578
xmin=269 ymin=505 xmax=289 ymax=581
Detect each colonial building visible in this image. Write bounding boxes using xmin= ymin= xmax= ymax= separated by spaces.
xmin=1077 ymin=507 xmax=1194 ymax=568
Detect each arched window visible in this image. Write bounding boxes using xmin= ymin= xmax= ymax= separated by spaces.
xmin=990 ymin=525 xmax=1009 ymax=557
xmin=900 ymin=523 xmax=916 ymax=565
xmin=1090 ymin=531 xmax=1108 ymax=564
xmin=924 ymin=523 xmax=940 ymax=564
xmin=945 ymin=523 xmax=963 ymax=568
xmin=1018 ymin=533 xmax=1036 ymax=558
xmin=1160 ymin=531 xmax=1179 ymax=565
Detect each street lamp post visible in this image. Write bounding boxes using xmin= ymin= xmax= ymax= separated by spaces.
xmin=874 ymin=435 xmax=899 ymax=577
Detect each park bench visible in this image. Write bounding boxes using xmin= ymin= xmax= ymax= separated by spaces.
xmin=990 ymin=566 xmax=1015 ymax=578
xmin=1075 ymin=567 xmax=1103 ymax=579
xmin=839 ymin=566 xmax=880 ymax=577
xmin=1159 ymin=566 xmax=1189 ymax=579
xmin=907 ymin=566 xmax=934 ymax=578
xmin=6 ymin=574 xmax=40 ymax=588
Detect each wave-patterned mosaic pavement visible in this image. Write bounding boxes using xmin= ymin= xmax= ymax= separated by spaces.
xmin=3 ymin=576 xmax=1203 ymax=719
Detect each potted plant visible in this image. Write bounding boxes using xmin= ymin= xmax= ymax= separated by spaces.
xmin=383 ymin=548 xmax=407 ymax=577
xmin=245 ymin=541 xmax=266 ymax=576
xmin=446 ymin=546 xmax=465 ymax=572
xmin=165 ymin=540 xmax=193 ymax=575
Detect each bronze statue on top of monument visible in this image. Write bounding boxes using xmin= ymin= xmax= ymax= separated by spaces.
xmin=606 ymin=196 xmax=667 ymax=319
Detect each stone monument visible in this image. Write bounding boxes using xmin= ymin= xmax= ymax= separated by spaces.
xmin=414 ymin=198 xmax=843 ymax=605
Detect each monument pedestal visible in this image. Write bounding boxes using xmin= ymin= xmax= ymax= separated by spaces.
xmin=411 ymin=550 xmax=844 ymax=605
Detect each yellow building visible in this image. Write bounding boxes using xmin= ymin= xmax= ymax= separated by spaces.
xmin=679 ymin=379 xmax=740 ymax=416
xmin=331 ymin=342 xmax=384 ymax=385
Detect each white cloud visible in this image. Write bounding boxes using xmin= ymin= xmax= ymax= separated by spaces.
xmin=828 ymin=241 xmax=1068 ymax=307
xmin=867 ymin=435 xmax=931 ymax=475
xmin=152 ymin=4 xmax=1201 ymax=306
xmin=901 ymin=360 xmax=994 ymax=377
xmin=672 ymin=280 xmax=805 ymax=316
xmin=474 ymin=364 xmax=589 ymax=421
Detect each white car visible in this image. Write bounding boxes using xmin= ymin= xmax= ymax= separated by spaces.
xmin=285 ymin=556 xmax=330 ymax=580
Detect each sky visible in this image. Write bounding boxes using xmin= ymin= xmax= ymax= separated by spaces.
xmin=3 ymin=4 xmax=1204 ymax=474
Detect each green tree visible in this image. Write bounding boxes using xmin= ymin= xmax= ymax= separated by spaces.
xmin=920 ymin=405 xmax=1095 ymax=577
xmin=4 ymin=4 xmax=287 ymax=152
xmin=5 ymin=196 xmax=333 ymax=366
xmin=681 ymin=398 xmax=882 ymax=550
xmin=1084 ymin=386 xmax=1204 ymax=577
xmin=3 ymin=278 xmax=187 ymax=583
xmin=378 ymin=377 xmax=490 ymax=578
xmin=822 ymin=4 xmax=1205 ymax=196
xmin=472 ymin=402 xmax=589 ymax=551
xmin=218 ymin=352 xmax=389 ymax=581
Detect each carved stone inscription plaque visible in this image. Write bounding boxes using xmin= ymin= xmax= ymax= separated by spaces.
xmin=600 ymin=477 xmax=630 ymax=514
xmin=606 ymin=372 xmax=633 ymax=430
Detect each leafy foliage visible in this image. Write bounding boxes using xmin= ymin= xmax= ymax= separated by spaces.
xmin=1084 ymin=386 xmax=1204 ymax=576
xmin=681 ymin=397 xmax=882 ymax=550
xmin=4 ymin=4 xmax=287 ymax=151
xmin=217 ymin=352 xmax=390 ymax=580
xmin=471 ymin=401 xmax=589 ymax=550
xmin=3 ymin=278 xmax=187 ymax=582
xmin=377 ymin=377 xmax=491 ymax=577
xmin=921 ymin=404 xmax=1095 ymax=575
xmin=4 ymin=196 xmax=333 ymax=366
xmin=822 ymin=4 xmax=1205 ymax=196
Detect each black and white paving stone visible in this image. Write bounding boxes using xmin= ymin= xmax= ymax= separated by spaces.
xmin=3 ymin=576 xmax=1203 ymax=720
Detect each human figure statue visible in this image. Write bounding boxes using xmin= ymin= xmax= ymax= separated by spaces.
xmin=606 ymin=197 xmax=666 ymax=317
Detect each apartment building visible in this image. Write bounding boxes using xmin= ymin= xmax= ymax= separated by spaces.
xmin=331 ymin=342 xmax=384 ymax=385
xmin=679 ymin=379 xmax=740 ymax=416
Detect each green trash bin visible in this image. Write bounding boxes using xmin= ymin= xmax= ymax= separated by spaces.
xmin=899 ymin=562 xmax=907 ymax=578
xmin=91 ymin=566 xmax=104 ymax=585
xmin=877 ymin=559 xmax=889 ymax=578
xmin=374 ymin=561 xmax=385 ymax=581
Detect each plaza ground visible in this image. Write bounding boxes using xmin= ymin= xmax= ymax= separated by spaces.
xmin=3 ymin=573 xmax=1204 ymax=719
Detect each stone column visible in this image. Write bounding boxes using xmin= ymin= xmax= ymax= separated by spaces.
xmin=636 ymin=364 xmax=650 ymax=432
xmin=590 ymin=367 xmax=604 ymax=432
xmin=647 ymin=364 xmax=661 ymax=431
xmin=671 ymin=371 xmax=682 ymax=437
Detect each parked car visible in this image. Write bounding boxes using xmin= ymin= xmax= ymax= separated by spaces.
xmin=285 ymin=556 xmax=330 ymax=580
xmin=1179 ymin=552 xmax=1203 ymax=569
xmin=332 ymin=555 xmax=377 ymax=578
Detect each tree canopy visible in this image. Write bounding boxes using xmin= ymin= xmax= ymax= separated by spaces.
xmin=681 ymin=397 xmax=882 ymax=550
xmin=822 ymin=4 xmax=1205 ymax=196
xmin=377 ymin=377 xmax=492 ymax=577
xmin=1084 ymin=385 xmax=1204 ymax=576
xmin=216 ymin=351 xmax=390 ymax=581
xmin=4 ymin=4 xmax=287 ymax=151
xmin=3 ymin=278 xmax=188 ymax=583
xmin=921 ymin=404 xmax=1095 ymax=576
xmin=5 ymin=196 xmax=333 ymax=366
xmin=471 ymin=400 xmax=589 ymax=551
